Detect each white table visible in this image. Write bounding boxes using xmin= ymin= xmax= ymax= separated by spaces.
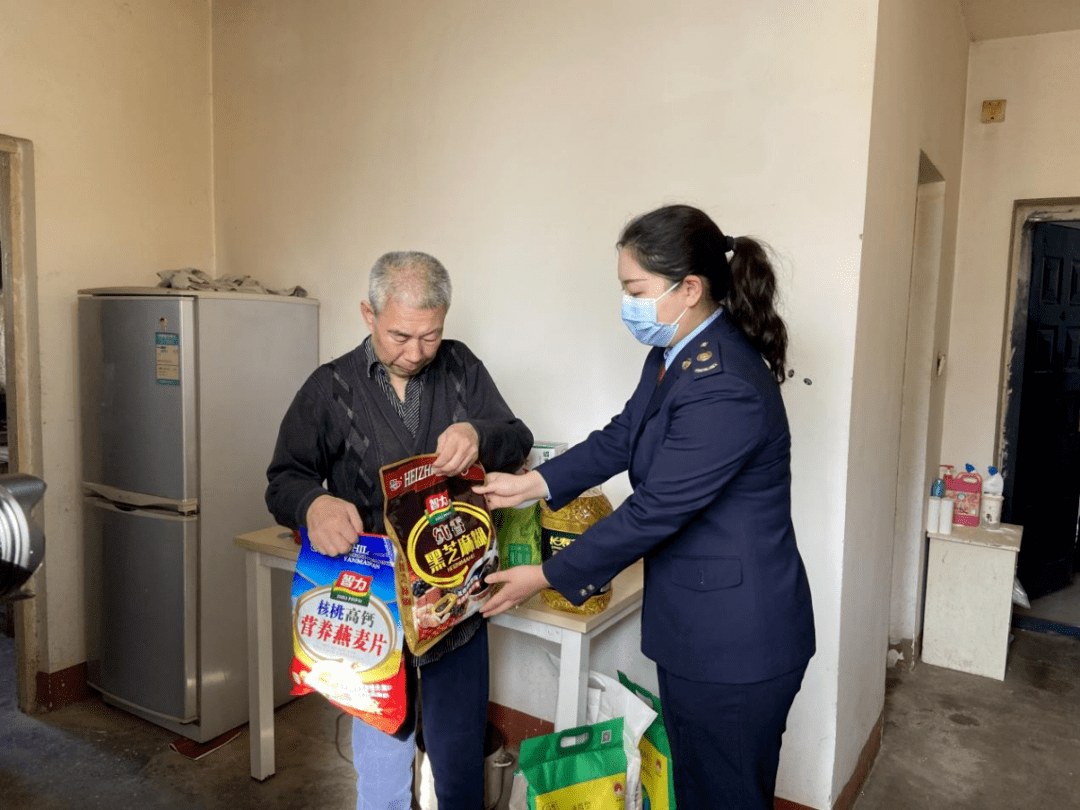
xmin=235 ymin=527 xmax=299 ymax=781
xmin=921 ymin=522 xmax=1023 ymax=680
xmin=234 ymin=526 xmax=644 ymax=781
xmin=488 ymin=560 xmax=644 ymax=732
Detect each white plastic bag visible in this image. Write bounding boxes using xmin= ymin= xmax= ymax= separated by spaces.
xmin=1012 ymin=576 xmax=1030 ymax=608
xmin=508 ymin=770 xmax=529 ymax=810
xmin=585 ymin=671 xmax=658 ymax=810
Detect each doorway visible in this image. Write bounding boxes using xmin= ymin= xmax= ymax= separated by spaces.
xmin=890 ymin=153 xmax=948 ymax=666
xmin=1000 ymin=201 xmax=1080 ymax=631
xmin=0 ymin=133 xmax=45 ymax=712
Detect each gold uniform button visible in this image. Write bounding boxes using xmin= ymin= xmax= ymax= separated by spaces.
xmin=681 ymin=359 xmax=692 ymax=370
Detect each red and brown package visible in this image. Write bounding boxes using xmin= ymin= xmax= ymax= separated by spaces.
xmin=380 ymin=454 xmax=498 ymax=657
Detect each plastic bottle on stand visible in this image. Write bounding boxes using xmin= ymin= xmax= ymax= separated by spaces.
xmin=982 ymin=466 xmax=1005 ymax=526
xmin=927 ymin=474 xmax=945 ymax=532
xmin=931 ymin=476 xmax=945 ymax=498
xmin=984 ymin=466 xmax=1004 ymax=495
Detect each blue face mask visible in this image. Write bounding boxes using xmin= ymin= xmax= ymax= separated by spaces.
xmin=621 ymin=282 xmax=688 ymax=347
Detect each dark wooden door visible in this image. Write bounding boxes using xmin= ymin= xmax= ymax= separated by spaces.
xmin=1006 ymin=221 xmax=1080 ymax=599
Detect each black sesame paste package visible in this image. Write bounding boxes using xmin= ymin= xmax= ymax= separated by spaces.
xmin=290 ymin=529 xmax=408 ymax=734
xmin=379 ymin=454 xmax=498 ymax=657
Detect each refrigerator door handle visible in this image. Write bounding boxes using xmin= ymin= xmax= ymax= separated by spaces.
xmin=83 ymin=482 xmax=198 ymax=515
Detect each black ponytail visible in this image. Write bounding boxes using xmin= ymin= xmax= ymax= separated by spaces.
xmin=618 ymin=204 xmax=788 ymax=384
xmin=725 ymin=236 xmax=789 ymax=384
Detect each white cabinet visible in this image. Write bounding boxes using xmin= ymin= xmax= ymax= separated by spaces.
xmin=922 ymin=523 xmax=1023 ymax=680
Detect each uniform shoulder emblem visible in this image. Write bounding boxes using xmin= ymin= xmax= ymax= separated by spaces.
xmin=689 ymin=339 xmax=723 ymax=378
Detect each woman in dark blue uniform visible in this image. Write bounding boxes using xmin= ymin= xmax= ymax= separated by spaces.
xmin=478 ymin=204 xmax=815 ymax=810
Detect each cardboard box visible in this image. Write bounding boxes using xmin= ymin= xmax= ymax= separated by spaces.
xmin=526 ymin=441 xmax=568 ymax=471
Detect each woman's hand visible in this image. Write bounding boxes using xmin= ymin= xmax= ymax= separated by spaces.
xmin=481 ymin=565 xmax=551 ymax=617
xmin=473 ymin=469 xmax=548 ymax=510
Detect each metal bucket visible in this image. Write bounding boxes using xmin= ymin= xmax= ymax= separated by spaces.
xmin=483 ymin=725 xmax=517 ymax=810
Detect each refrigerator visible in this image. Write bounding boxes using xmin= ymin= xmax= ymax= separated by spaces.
xmin=79 ymin=287 xmax=318 ymax=742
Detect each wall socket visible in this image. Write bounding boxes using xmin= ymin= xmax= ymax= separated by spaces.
xmin=981 ymin=99 xmax=1006 ymax=123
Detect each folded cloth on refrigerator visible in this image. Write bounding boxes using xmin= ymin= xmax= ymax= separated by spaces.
xmin=156 ymin=268 xmax=307 ymax=297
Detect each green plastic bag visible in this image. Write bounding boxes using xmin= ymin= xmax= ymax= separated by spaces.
xmin=518 ymin=717 xmax=628 ymax=809
xmin=493 ymin=502 xmax=541 ymax=568
xmin=619 ymin=672 xmax=677 ymax=810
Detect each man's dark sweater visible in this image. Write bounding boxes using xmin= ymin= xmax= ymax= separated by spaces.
xmin=266 ymin=336 xmax=532 ymax=663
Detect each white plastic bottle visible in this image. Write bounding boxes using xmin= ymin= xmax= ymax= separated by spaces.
xmin=984 ymin=466 xmax=1004 ymax=496
xmin=982 ymin=465 xmax=1005 ymax=526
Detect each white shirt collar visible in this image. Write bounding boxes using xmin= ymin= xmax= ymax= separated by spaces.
xmin=664 ymin=307 xmax=722 ymax=369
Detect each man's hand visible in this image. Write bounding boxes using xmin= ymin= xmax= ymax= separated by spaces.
xmin=481 ymin=564 xmax=551 ymax=617
xmin=305 ymin=494 xmax=364 ymax=556
xmin=431 ymin=422 xmax=480 ymax=477
xmin=473 ymin=470 xmax=548 ymax=510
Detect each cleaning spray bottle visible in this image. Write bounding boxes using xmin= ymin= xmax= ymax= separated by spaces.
xmin=982 ymin=466 xmax=1005 ymax=525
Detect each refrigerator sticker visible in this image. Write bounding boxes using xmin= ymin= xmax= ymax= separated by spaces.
xmin=155 ymin=333 xmax=180 ymax=385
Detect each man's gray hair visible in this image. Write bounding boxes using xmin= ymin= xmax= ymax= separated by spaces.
xmin=369 ymin=251 xmax=453 ymax=313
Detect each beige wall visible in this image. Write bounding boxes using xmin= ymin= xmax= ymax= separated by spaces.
xmin=843 ymin=0 xmax=969 ymax=796
xmin=0 ymin=0 xmax=213 ymax=670
xmin=2 ymin=0 xmax=1013 ymax=805
xmin=213 ymin=1 xmax=877 ymax=805
xmin=943 ymin=30 xmax=1080 ymax=469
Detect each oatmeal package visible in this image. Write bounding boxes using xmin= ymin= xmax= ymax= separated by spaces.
xmin=379 ymin=454 xmax=498 ymax=657
xmin=290 ymin=530 xmax=408 ymax=734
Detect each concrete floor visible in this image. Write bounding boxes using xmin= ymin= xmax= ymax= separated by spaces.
xmin=2 ymin=622 xmax=1078 ymax=810
xmin=853 ymin=626 xmax=1080 ymax=810
xmin=0 ymin=628 xmax=358 ymax=810
xmin=1015 ymin=576 xmax=1080 ymax=628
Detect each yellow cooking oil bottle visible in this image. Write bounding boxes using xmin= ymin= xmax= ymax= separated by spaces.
xmin=539 ymin=486 xmax=613 ymax=614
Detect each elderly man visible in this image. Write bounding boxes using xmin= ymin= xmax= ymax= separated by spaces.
xmin=266 ymin=251 xmax=532 ymax=810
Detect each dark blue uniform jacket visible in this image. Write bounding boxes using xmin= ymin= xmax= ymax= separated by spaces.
xmin=540 ymin=312 xmax=815 ymax=684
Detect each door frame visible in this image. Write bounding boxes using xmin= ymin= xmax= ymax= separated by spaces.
xmin=0 ymin=134 xmax=46 ymax=713
xmin=999 ymin=200 xmax=1080 ymax=470
xmin=890 ymin=154 xmax=947 ymax=665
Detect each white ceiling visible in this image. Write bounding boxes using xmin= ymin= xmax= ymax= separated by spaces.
xmin=958 ymin=0 xmax=1080 ymax=41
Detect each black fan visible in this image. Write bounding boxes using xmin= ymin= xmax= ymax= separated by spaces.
xmin=0 ymin=474 xmax=45 ymax=600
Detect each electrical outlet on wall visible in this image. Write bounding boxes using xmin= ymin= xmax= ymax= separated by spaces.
xmin=981 ymin=99 xmax=1006 ymax=123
